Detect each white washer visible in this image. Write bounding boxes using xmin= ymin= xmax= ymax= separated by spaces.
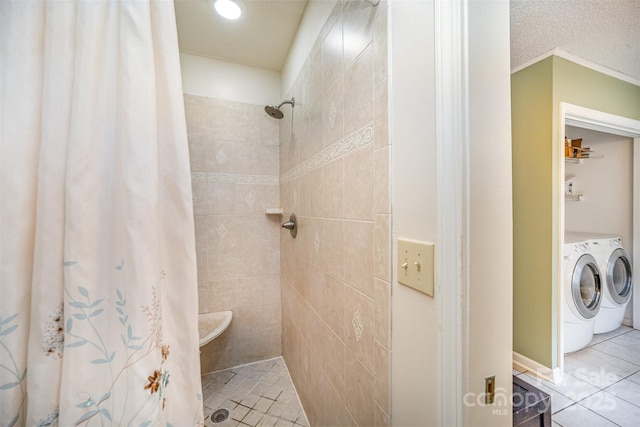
xmin=589 ymin=236 xmax=633 ymax=334
xmin=563 ymin=233 xmax=604 ymax=353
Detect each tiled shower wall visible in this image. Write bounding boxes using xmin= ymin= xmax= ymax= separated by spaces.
xmin=185 ymin=94 xmax=282 ymax=373
xmin=279 ymin=1 xmax=391 ymax=426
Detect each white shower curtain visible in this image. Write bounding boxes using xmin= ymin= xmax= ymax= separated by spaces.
xmin=0 ymin=1 xmax=203 ymax=425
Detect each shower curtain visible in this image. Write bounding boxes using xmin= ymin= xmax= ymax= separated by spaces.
xmin=1 ymin=1 xmax=203 ymax=425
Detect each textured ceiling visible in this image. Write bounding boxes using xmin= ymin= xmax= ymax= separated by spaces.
xmin=175 ymin=1 xmax=640 ymax=80
xmin=511 ymin=0 xmax=640 ymax=81
xmin=174 ymin=0 xmax=307 ymax=71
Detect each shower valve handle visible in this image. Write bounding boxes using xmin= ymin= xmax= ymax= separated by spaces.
xmin=281 ymin=213 xmax=297 ymax=239
xmin=282 ymin=221 xmax=295 ymax=230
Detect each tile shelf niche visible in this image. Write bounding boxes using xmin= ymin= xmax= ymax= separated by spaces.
xmin=265 ymin=208 xmax=283 ymax=215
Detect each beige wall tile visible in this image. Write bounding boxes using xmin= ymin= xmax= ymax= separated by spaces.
xmin=344 ymin=45 xmax=373 ymax=135
xmin=192 ymin=178 xmax=208 ymax=216
xmin=308 ymin=310 xmax=328 ymax=365
xmin=311 ymin=168 xmax=325 ymax=217
xmin=323 ymin=326 xmax=346 ymax=400
xmin=345 ymin=349 xmax=375 ymax=427
xmin=234 ymin=305 xmax=264 ymax=342
xmin=261 ymin=274 xmax=281 ymax=307
xmin=264 ymin=239 xmax=281 ymax=275
xmin=241 ymin=142 xmax=280 ymax=176
xmin=207 ymin=182 xmax=236 ymax=215
xmin=198 ymin=282 xmax=209 ymax=313
xmin=307 ymin=262 xmax=325 ymax=314
xmin=299 ymin=168 xmax=324 ymax=218
xmin=236 ymin=276 xmax=265 ymax=309
xmin=207 ymin=244 xmax=237 ymax=281
xmin=342 ymin=0 xmax=374 ymax=68
xmin=344 ymin=220 xmax=374 ymax=297
xmin=186 ymin=94 xmax=282 ymax=370
xmin=207 ymin=215 xmax=237 ymax=249
xmin=344 ymin=285 xmax=375 ymax=374
xmin=324 ymin=157 xmax=345 ymax=219
xmin=188 ymin=134 xmax=206 ymax=172
xmin=323 ymin=273 xmax=346 ymax=341
xmin=374 ymin=278 xmax=390 ymax=349
xmin=263 ymin=302 xmax=282 ymax=338
xmin=344 ymin=146 xmax=374 ymax=220
xmin=194 ymin=215 xmax=208 ymax=251
xmin=205 ymin=138 xmax=278 ymax=176
xmin=205 ymin=139 xmax=235 ymax=173
xmin=208 ymin=278 xmax=236 ymax=313
xmin=260 ymin=109 xmax=280 ymax=146
xmin=233 ymin=102 xmax=263 ymax=144
xmin=373 ymin=146 xmax=390 ymax=214
xmin=236 ymin=243 xmax=267 ymax=278
xmin=262 ymin=1 xmax=388 ymax=423
xmin=234 ymin=215 xmax=266 ymax=248
xmin=324 ymin=219 xmax=345 ymax=280
xmin=323 ymin=79 xmax=344 ymax=149
xmin=236 ymin=184 xmax=278 ymax=216
xmin=322 ymin=16 xmax=343 ymax=91
xmin=184 ymin=97 xmax=209 ymax=133
xmin=372 ymin=1 xmax=389 ymax=87
xmin=374 ymin=80 xmax=389 ymax=150
xmin=374 ymin=401 xmax=391 ymax=427
xmin=307 ymin=46 xmax=324 ymax=157
xmin=374 ymin=341 xmax=390 ymax=415
xmin=374 ymin=214 xmax=391 ymax=281
xmin=196 ymin=248 xmax=208 ymax=283
xmin=299 ymin=217 xmax=324 ymax=270
xmin=323 ymin=379 xmax=351 ymax=427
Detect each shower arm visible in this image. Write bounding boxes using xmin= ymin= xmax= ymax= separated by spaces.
xmin=278 ymin=98 xmax=295 ymax=109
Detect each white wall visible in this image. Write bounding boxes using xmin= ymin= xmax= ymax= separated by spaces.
xmin=466 ymin=0 xmax=513 ymax=424
xmin=179 ymin=52 xmax=280 ymax=105
xmin=390 ymin=1 xmax=439 ymax=425
xmin=565 ymin=126 xmax=634 ymax=249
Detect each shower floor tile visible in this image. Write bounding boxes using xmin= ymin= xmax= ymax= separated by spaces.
xmin=203 ymin=357 xmax=308 ymax=427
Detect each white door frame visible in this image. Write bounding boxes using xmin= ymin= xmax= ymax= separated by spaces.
xmin=435 ymin=0 xmax=467 ymax=424
xmin=557 ymin=102 xmax=640 ymax=372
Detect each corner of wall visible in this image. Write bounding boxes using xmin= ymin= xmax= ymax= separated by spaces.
xmin=511 ymin=57 xmax=555 ymax=369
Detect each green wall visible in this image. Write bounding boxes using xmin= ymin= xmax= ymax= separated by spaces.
xmin=512 ymin=57 xmax=554 ymax=367
xmin=512 ymin=56 xmax=640 ymax=370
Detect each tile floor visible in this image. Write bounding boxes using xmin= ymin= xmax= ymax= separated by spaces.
xmin=202 ymin=357 xmax=309 ymax=427
xmin=515 ymin=325 xmax=640 ymax=427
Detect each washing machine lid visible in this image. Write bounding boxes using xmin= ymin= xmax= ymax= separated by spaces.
xmin=572 ymin=254 xmax=602 ymax=319
xmin=606 ymin=248 xmax=633 ymax=305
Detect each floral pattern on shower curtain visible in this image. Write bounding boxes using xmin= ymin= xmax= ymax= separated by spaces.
xmin=0 ymin=1 xmax=204 ymax=425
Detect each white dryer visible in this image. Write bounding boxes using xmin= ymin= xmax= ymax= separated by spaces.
xmin=589 ymin=236 xmax=633 ymax=334
xmin=563 ymin=233 xmax=604 ymax=353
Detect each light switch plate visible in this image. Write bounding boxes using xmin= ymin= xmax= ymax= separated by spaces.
xmin=397 ymin=238 xmax=434 ymax=297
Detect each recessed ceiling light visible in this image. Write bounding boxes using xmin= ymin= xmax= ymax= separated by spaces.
xmin=210 ymin=0 xmax=245 ymax=21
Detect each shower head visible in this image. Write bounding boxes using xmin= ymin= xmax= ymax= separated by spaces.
xmin=265 ymin=105 xmax=284 ymax=119
xmin=264 ymin=97 xmax=295 ymax=119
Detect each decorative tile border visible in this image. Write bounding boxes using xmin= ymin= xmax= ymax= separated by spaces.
xmin=191 ymin=173 xmax=279 ymax=185
xmin=280 ymin=122 xmax=374 ymax=183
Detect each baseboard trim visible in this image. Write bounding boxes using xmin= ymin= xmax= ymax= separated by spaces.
xmin=513 ymin=351 xmax=563 ymax=384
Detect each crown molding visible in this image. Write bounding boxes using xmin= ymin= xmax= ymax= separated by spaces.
xmin=511 ymin=48 xmax=640 ymax=87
